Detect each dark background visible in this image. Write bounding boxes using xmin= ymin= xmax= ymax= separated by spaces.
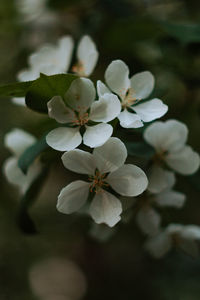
xmin=1 ymin=0 xmax=200 ymax=299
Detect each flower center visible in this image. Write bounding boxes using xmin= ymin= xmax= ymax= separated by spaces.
xmin=121 ymin=88 xmax=140 ymax=109
xmin=72 ymin=60 xmax=86 ymax=76
xmin=71 ymin=106 xmax=89 ymax=126
xmin=89 ymin=170 xmax=108 ymax=193
xmin=171 ymin=233 xmax=182 ymax=247
xmin=153 ymin=150 xmax=167 ymax=165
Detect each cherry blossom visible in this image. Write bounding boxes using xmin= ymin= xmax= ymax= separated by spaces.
xmin=145 ymin=224 xmax=200 ymax=258
xmin=46 ymin=77 xmax=121 ymax=151
xmin=12 ymin=35 xmax=73 ymax=106
xmin=97 ymin=59 xmax=168 ymax=128
xmin=136 ymin=174 xmax=186 ymax=236
xmin=13 ymin=35 xmax=98 ymax=106
xmin=144 ymin=119 xmax=200 ymax=193
xmin=57 ymin=138 xmax=148 ymax=227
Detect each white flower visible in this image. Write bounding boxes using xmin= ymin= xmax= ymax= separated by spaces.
xmin=145 ymin=224 xmax=200 ymax=258
xmin=13 ymin=35 xmax=74 ymax=106
xmin=144 ymin=120 xmax=200 ymax=192
xmin=46 ymin=77 xmax=121 ymax=151
xmin=16 ymin=0 xmax=48 ymax=22
xmin=18 ymin=36 xmax=74 ymax=81
xmin=17 ymin=35 xmax=98 ymax=80
xmin=72 ymin=35 xmax=99 ymax=77
xmin=97 ymin=59 xmax=168 ymax=128
xmin=3 ymin=128 xmax=41 ymax=194
xmin=13 ymin=35 xmax=98 ymax=106
xmin=147 ymin=165 xmax=176 ymax=194
xmin=136 ymin=174 xmax=186 ymax=236
xmin=57 ymin=137 xmax=148 ymax=227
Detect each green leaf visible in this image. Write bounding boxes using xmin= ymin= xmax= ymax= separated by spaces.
xmin=125 ymin=141 xmax=155 ymax=158
xmin=25 ymin=73 xmax=78 ymax=113
xmin=160 ymin=21 xmax=200 ymax=44
xmin=18 ymin=135 xmax=49 ymax=174
xmin=0 ymin=80 xmax=33 ymax=97
xmin=17 ymin=166 xmax=49 ymax=234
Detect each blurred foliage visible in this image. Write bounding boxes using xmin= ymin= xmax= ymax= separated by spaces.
xmin=1 ymin=0 xmax=200 ymax=299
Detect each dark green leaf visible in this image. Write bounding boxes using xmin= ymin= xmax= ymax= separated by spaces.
xmin=25 ymin=73 xmax=78 ymax=113
xmin=0 ymin=80 xmax=33 ymax=97
xmin=18 ymin=135 xmax=49 ymax=174
xmin=160 ymin=21 xmax=200 ymax=44
xmin=17 ymin=166 xmax=49 ymax=234
xmin=125 ymin=141 xmax=155 ymax=158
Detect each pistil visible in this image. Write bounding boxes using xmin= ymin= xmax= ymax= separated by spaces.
xmin=89 ymin=171 xmax=108 ymax=193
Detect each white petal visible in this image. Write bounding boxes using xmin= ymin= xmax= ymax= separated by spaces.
xmin=36 ymin=64 xmax=63 ymax=76
xmin=65 ymin=77 xmax=96 ymax=111
xmin=180 ymin=225 xmax=200 ymax=240
xmin=83 ymin=123 xmax=113 ymax=148
xmin=105 ymin=60 xmax=130 ymax=99
xmin=118 ymin=109 xmax=143 ymax=128
xmin=136 ymin=207 xmax=161 ymax=236
xmin=17 ymin=68 xmax=40 ymax=82
xmin=130 ymin=71 xmax=155 ymax=99
xmin=3 ymin=158 xmax=41 ymax=194
xmin=132 ymin=99 xmax=168 ymax=122
xmin=12 ymin=97 xmax=26 ymax=106
xmin=61 ymin=149 xmax=96 ymax=175
xmin=29 ymin=45 xmax=57 ymax=69
xmin=166 ymin=223 xmax=183 ymax=235
xmin=155 ymin=190 xmax=186 ymax=208
xmin=166 ymin=145 xmax=200 ymax=175
xmin=144 ymin=120 xmax=188 ymax=152
xmin=145 ymin=232 xmax=172 ymax=258
xmin=147 ymin=165 xmax=175 ymax=194
xmin=97 ymin=80 xmax=111 ymax=97
xmin=47 ymin=96 xmax=75 ymax=124
xmin=93 ymin=137 xmax=127 ymax=173
xmin=17 ymin=64 xmax=63 ymax=82
xmin=29 ymin=36 xmax=74 ymax=73
xmin=57 ymin=181 xmax=90 ymax=214
xmin=4 ymin=128 xmax=36 ymax=156
xmin=46 ymin=127 xmax=82 ymax=151
xmin=89 ymin=93 xmax=121 ymax=122
xmin=89 ymin=190 xmax=122 ymax=227
xmin=107 ymin=164 xmax=148 ymax=196
xmin=3 ymin=157 xmax=27 ymax=191
xmin=57 ymin=35 xmax=74 ymax=72
xmin=77 ymin=35 xmax=99 ymax=76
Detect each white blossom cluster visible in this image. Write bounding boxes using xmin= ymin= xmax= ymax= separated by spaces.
xmin=4 ymin=35 xmax=200 ymax=259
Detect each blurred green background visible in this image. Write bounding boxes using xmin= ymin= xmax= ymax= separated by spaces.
xmin=1 ymin=0 xmax=200 ymax=299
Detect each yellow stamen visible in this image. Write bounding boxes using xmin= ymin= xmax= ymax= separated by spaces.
xmin=121 ymin=88 xmax=140 ymax=108
xmin=70 ymin=106 xmax=89 ymax=126
xmin=72 ymin=60 xmax=86 ymax=76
